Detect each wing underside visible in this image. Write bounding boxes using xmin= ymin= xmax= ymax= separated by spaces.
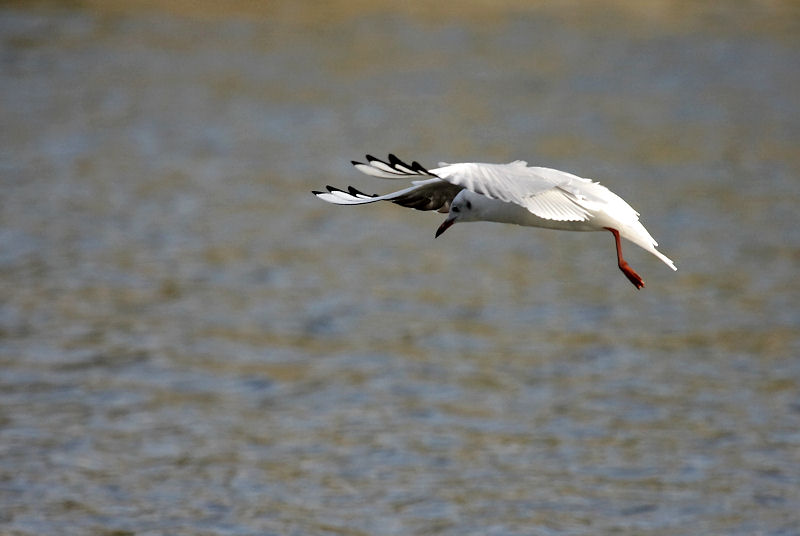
xmin=313 ymin=177 xmax=462 ymax=213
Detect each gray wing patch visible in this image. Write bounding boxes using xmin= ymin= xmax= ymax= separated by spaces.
xmin=387 ymin=181 xmax=462 ymax=212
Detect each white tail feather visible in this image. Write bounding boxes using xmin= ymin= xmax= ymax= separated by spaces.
xmin=620 ymin=222 xmax=677 ymax=270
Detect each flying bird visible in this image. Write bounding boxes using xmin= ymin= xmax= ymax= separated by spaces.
xmin=313 ymin=154 xmax=676 ymax=289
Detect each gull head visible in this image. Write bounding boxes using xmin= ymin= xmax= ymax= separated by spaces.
xmin=435 ymin=190 xmax=482 ymax=238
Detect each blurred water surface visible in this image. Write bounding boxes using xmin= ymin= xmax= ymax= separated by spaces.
xmin=1 ymin=2 xmax=799 ymax=534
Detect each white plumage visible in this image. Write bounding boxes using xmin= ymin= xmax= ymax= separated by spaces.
xmin=313 ymin=154 xmax=676 ymax=289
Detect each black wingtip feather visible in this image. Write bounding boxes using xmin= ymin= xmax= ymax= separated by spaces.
xmin=391 ymin=153 xmax=416 ymax=171
xmin=411 ymin=160 xmax=428 ymax=173
xmin=360 ymin=153 xmax=432 ymax=175
xmin=351 ymin=160 xmax=364 ymax=166
xmin=326 ymin=185 xmax=344 ymax=193
xmin=311 ymin=190 xmax=323 ymax=195
xmin=347 ymin=185 xmax=378 ymax=198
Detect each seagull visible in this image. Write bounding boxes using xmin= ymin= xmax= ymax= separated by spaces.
xmin=313 ymin=154 xmax=676 ymax=289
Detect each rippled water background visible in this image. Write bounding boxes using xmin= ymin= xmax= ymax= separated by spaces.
xmin=1 ymin=2 xmax=799 ymax=534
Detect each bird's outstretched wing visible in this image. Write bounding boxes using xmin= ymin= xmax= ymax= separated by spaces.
xmin=432 ymin=161 xmax=600 ymax=222
xmin=313 ymin=155 xmax=460 ymax=211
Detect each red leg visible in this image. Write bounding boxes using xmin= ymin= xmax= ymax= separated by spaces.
xmin=604 ymin=227 xmax=644 ymax=289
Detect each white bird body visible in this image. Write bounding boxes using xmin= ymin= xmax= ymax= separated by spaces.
xmin=313 ymin=154 xmax=676 ymax=288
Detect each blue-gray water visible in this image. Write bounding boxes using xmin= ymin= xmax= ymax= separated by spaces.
xmin=1 ymin=2 xmax=799 ymax=534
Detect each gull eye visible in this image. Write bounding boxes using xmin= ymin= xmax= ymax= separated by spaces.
xmin=452 ymin=206 xmax=460 ymax=213
xmin=466 ymin=200 xmax=472 ymax=210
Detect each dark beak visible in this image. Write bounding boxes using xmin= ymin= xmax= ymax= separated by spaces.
xmin=435 ymin=218 xmax=455 ymax=238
